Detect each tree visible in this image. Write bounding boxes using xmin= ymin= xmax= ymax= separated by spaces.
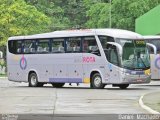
xmin=25 ymin=0 xmax=88 ymax=29
xmin=85 ymin=2 xmax=110 ymax=28
xmin=61 ymin=0 xmax=87 ymax=28
xmin=25 ymin=0 xmax=71 ymax=30
xmin=84 ymin=0 xmax=160 ymax=30
xmin=0 ymin=0 xmax=51 ymax=46
xmin=111 ymin=0 xmax=160 ymax=31
xmin=4 ymin=0 xmax=160 ymax=35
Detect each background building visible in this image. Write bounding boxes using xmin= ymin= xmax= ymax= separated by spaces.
xmin=135 ymin=5 xmax=160 ymax=35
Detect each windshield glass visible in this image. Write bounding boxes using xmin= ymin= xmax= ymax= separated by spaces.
xmin=116 ymin=39 xmax=150 ymax=70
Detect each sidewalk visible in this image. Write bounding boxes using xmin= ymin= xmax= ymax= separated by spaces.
xmin=142 ymin=91 xmax=160 ymax=113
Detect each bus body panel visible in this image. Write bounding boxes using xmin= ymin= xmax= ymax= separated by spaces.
xmin=105 ymin=63 xmax=120 ymax=84
xmin=50 ymin=53 xmax=83 ymax=83
xmin=7 ymin=29 xmax=151 ymax=86
xmin=150 ymin=54 xmax=160 ymax=79
xmin=30 ymin=53 xmax=83 ymax=83
xmin=7 ymin=53 xmax=28 ymax=82
xmin=82 ymin=53 xmax=105 ymax=83
xmin=143 ymin=35 xmax=160 ymax=80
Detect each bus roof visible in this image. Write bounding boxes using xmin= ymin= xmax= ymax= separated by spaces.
xmin=143 ymin=35 xmax=160 ymax=39
xmin=8 ymin=29 xmax=143 ymax=40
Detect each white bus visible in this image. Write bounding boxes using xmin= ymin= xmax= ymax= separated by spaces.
xmin=7 ymin=29 xmax=151 ymax=89
xmin=144 ymin=36 xmax=160 ymax=80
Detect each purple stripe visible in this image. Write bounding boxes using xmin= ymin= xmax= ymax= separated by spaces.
xmin=49 ymin=78 xmax=82 ymax=83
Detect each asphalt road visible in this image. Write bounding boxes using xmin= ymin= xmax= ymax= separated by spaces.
xmin=0 ymin=78 xmax=160 ymax=114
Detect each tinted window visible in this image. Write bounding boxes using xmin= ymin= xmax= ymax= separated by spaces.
xmin=67 ymin=37 xmax=81 ymax=53
xmin=36 ymin=39 xmax=50 ymax=53
xmin=83 ymin=36 xmax=100 ymax=56
xmin=8 ymin=40 xmax=22 ymax=54
xmin=52 ymin=38 xmax=65 ymax=53
xmin=23 ymin=40 xmax=36 ymax=54
xmin=106 ymin=44 xmax=119 ymax=65
xmin=99 ymin=36 xmax=114 ymax=49
xmin=99 ymin=36 xmax=119 ymax=65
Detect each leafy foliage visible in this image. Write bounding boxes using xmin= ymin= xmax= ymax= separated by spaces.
xmin=111 ymin=0 xmax=160 ymax=31
xmin=0 ymin=0 xmax=51 ymax=46
xmin=85 ymin=2 xmax=110 ymax=28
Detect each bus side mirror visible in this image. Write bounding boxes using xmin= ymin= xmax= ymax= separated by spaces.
xmin=107 ymin=42 xmax=123 ymax=57
xmin=118 ymin=49 xmax=122 ymax=58
xmin=146 ymin=43 xmax=157 ymax=55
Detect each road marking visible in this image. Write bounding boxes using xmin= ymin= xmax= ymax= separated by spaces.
xmin=139 ymin=92 xmax=160 ymax=114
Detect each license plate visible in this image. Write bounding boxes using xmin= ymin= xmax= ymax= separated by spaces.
xmin=137 ymin=79 xmax=143 ymax=82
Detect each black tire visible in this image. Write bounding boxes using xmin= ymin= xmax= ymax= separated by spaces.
xmin=91 ymin=73 xmax=105 ymax=89
xmin=119 ymin=84 xmax=129 ymax=89
xmin=52 ymin=83 xmax=65 ymax=88
xmin=28 ymin=73 xmax=39 ymax=87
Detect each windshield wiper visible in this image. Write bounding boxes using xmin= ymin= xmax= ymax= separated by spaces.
xmin=138 ymin=57 xmax=147 ymax=68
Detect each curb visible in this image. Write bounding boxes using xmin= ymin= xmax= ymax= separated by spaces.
xmin=139 ymin=93 xmax=160 ymax=114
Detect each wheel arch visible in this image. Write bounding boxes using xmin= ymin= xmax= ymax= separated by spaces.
xmin=90 ymin=69 xmax=104 ymax=82
xmin=90 ymin=69 xmax=105 ymax=89
xmin=28 ymin=69 xmax=38 ymax=82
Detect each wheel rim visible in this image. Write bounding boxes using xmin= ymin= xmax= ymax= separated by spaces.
xmin=31 ymin=76 xmax=37 ymax=86
xmin=94 ymin=76 xmax=102 ymax=87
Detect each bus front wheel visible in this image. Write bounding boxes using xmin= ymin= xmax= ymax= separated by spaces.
xmin=119 ymin=84 xmax=129 ymax=89
xmin=91 ymin=73 xmax=105 ymax=89
xmin=52 ymin=83 xmax=65 ymax=88
xmin=29 ymin=73 xmax=39 ymax=87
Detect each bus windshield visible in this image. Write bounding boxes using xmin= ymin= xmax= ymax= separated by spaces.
xmin=116 ymin=39 xmax=150 ymax=70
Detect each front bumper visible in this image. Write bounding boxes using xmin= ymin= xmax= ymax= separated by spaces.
xmin=121 ymin=74 xmax=151 ymax=84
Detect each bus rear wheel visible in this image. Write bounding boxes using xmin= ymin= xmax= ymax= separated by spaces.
xmin=52 ymin=83 xmax=65 ymax=88
xmin=119 ymin=84 xmax=129 ymax=89
xmin=91 ymin=73 xmax=105 ymax=89
xmin=29 ymin=72 xmax=39 ymax=87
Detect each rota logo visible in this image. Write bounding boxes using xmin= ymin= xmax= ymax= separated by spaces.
xmin=83 ymin=57 xmax=95 ymax=63
xmin=20 ymin=55 xmax=27 ymax=70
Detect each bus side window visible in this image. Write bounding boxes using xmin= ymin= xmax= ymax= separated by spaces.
xmin=16 ymin=41 xmax=22 ymax=54
xmin=106 ymin=44 xmax=119 ymax=65
xmin=36 ymin=39 xmax=50 ymax=53
xmin=83 ymin=36 xmax=101 ymax=56
xmin=66 ymin=37 xmax=81 ymax=53
xmin=8 ymin=40 xmax=22 ymax=54
xmin=52 ymin=38 xmax=65 ymax=53
xmin=99 ymin=36 xmax=114 ymax=49
xmin=23 ymin=40 xmax=36 ymax=54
